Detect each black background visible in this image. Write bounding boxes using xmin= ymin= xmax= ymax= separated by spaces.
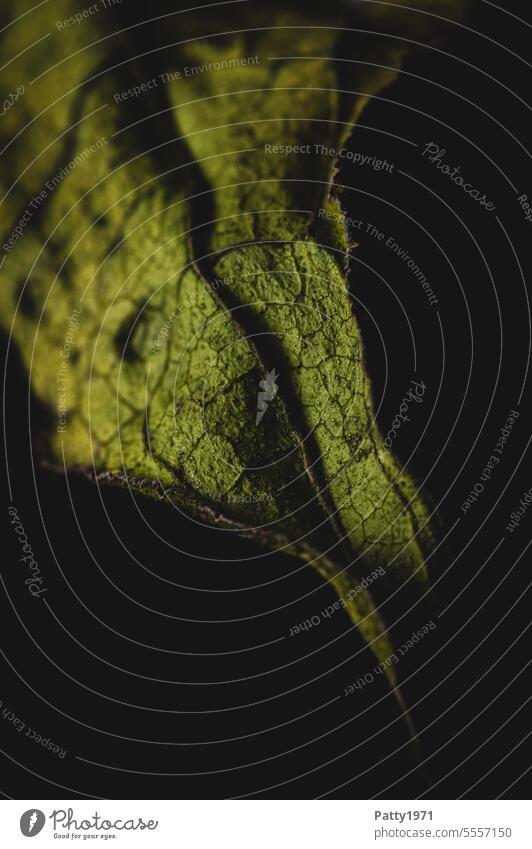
xmin=2 ymin=0 xmax=531 ymax=799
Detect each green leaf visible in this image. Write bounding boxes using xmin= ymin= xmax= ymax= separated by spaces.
xmin=0 ymin=1 xmax=465 ymax=703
